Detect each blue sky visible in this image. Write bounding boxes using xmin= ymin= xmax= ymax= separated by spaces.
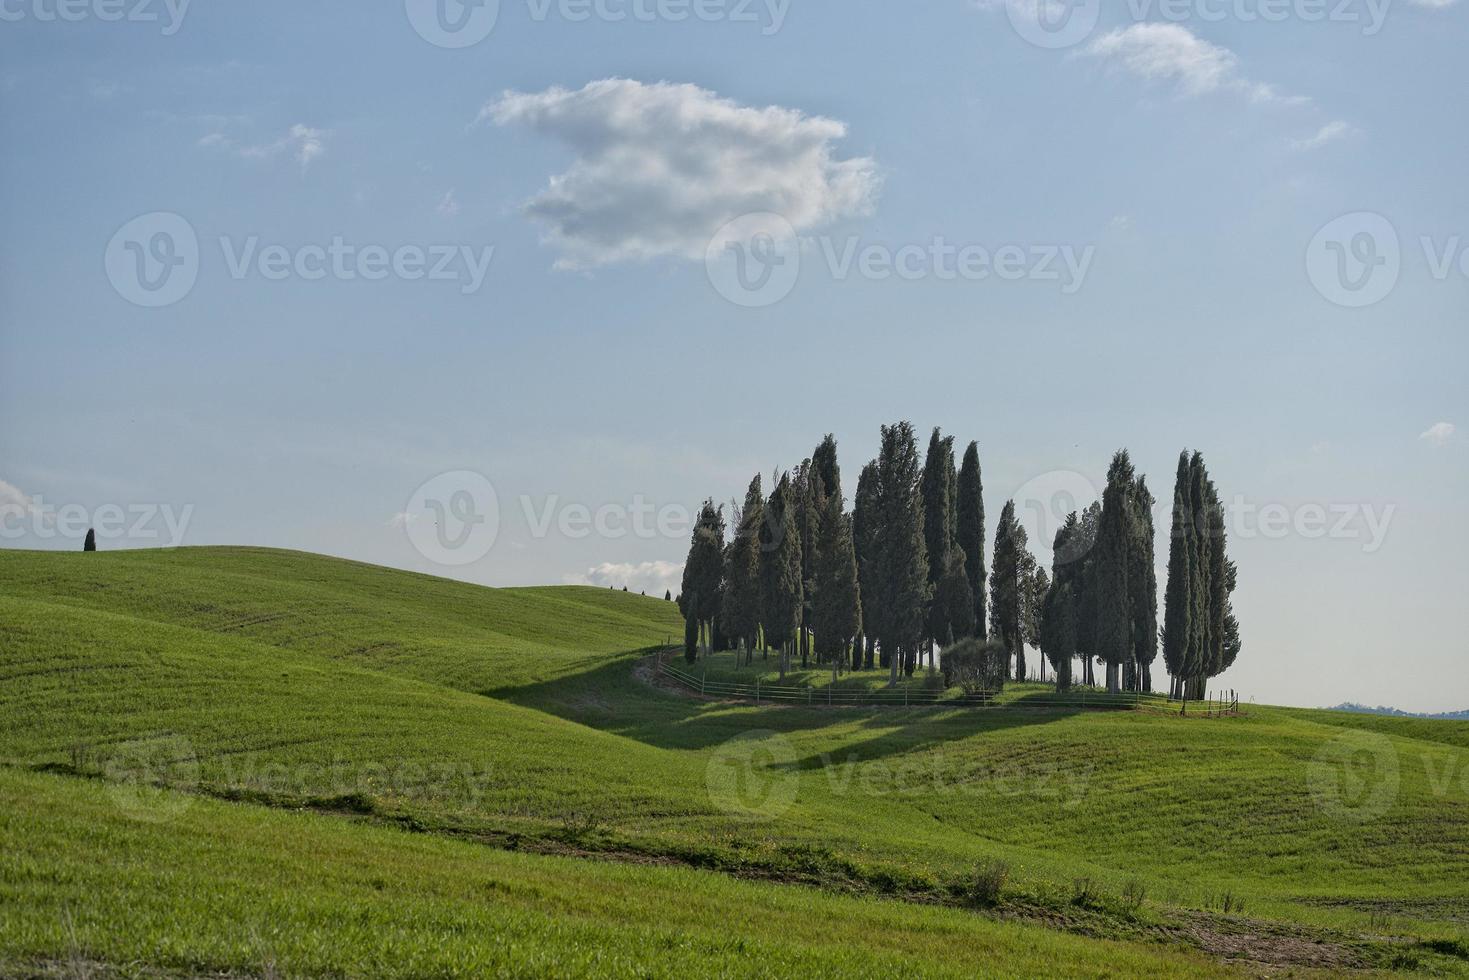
xmin=1 ymin=0 xmax=1465 ymax=710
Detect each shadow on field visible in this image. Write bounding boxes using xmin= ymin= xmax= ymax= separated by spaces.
xmin=487 ymin=650 xmax=1089 ymax=763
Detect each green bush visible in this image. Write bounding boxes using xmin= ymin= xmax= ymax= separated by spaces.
xmin=940 ymin=638 xmax=1008 ymax=694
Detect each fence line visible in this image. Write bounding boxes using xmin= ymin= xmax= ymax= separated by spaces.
xmin=655 ymin=651 xmax=1241 ymax=715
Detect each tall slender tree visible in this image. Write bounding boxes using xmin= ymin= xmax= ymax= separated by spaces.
xmin=1128 ymin=475 xmax=1159 ymax=692
xmin=759 ymin=473 xmax=803 ymax=680
xmin=813 ymin=490 xmax=862 ymax=669
xmin=989 ymin=500 xmax=1031 ymax=682
xmin=722 ymin=474 xmax=764 ymax=665
xmin=680 ymin=500 xmax=726 ymax=657
xmin=920 ymin=429 xmax=958 ymax=662
xmin=1092 ymin=451 xmax=1137 ymax=693
xmin=1040 ymin=578 xmax=1077 ymax=691
xmin=956 ymin=442 xmax=987 ymax=639
xmin=1161 ymin=452 xmax=1193 ymax=698
xmin=852 ymin=460 xmax=880 ymax=670
xmin=866 ymin=422 xmax=930 ymax=685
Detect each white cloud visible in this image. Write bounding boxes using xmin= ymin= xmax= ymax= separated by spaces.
xmin=1419 ymin=422 xmax=1456 ymax=447
xmin=1084 ymin=24 xmax=1306 ymax=105
xmin=483 ymin=78 xmax=880 ymax=268
xmin=1292 ymin=120 xmax=1357 ymax=151
xmin=437 ymin=189 xmax=461 ymax=217
xmin=200 ymin=123 xmax=329 ymax=172
xmin=567 ymin=560 xmax=684 ymax=597
xmin=1408 ymin=0 xmax=1459 ymax=7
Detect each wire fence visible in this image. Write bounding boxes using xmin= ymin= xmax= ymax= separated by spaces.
xmin=655 ymin=651 xmax=1243 ymax=715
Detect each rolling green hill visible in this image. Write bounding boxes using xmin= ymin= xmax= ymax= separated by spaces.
xmin=3 ymin=547 xmax=1467 ymax=976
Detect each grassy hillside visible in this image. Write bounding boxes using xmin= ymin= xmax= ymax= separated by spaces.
xmin=3 ymin=547 xmax=1467 ymax=975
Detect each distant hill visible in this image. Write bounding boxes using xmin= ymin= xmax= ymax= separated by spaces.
xmin=1326 ymin=702 xmax=1469 ymax=721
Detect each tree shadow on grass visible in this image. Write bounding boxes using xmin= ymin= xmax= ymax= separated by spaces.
xmin=485 ymin=648 xmax=1093 ymax=763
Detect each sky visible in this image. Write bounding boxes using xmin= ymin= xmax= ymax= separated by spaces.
xmin=1 ymin=0 xmax=1465 ymax=712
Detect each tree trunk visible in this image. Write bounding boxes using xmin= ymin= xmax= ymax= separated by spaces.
xmin=1106 ymin=661 xmax=1121 ymax=694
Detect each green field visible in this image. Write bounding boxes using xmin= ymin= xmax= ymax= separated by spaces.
xmin=3 ymin=547 xmax=1467 ymax=976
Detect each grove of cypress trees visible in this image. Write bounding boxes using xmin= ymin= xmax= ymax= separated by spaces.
xmin=956 ymin=441 xmax=987 ymax=639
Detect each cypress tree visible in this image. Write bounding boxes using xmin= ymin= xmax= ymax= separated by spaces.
xmin=681 ymin=501 xmax=726 ymax=657
xmin=812 ymin=491 xmax=861 ymax=667
xmin=1161 ymin=452 xmax=1193 ymax=698
xmin=1186 ymin=453 xmax=1212 ymax=698
xmin=989 ymin=500 xmax=1030 ymax=682
xmin=812 ymin=434 xmax=842 ymax=511
xmin=1092 ymin=451 xmax=1136 ymax=693
xmin=868 ymin=422 xmax=929 ymax=685
xmin=920 ymin=429 xmax=957 ymax=660
xmin=760 ymin=473 xmax=803 ymax=680
xmin=664 ymin=589 xmax=672 ymax=602
xmin=956 ymin=442 xmax=987 ymax=639
xmin=1040 ymin=579 xmax=1077 ymax=691
xmin=852 ymin=460 xmax=880 ymax=670
xmin=722 ymin=474 xmax=764 ymax=665
xmin=1128 ymin=475 xmax=1159 ymax=692
xmin=83 ymin=528 xmax=97 ymax=552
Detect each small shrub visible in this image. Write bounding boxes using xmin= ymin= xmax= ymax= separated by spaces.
xmin=965 ymin=860 xmax=1010 ymax=907
xmin=1121 ymin=879 xmax=1147 ymax=911
xmin=940 ymin=639 xmax=1008 ymax=694
xmin=1071 ymin=877 xmax=1100 ymax=907
xmin=1207 ymin=891 xmax=1245 ymax=915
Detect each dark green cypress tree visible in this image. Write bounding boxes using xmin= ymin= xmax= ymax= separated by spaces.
xmin=683 ymin=500 xmax=726 ymax=656
xmin=1161 ymin=452 xmax=1193 ymax=698
xmin=852 ymin=460 xmax=880 ymax=670
xmin=869 ymin=422 xmax=929 ymax=685
xmin=989 ymin=500 xmax=1029 ymax=682
xmin=812 ymin=434 xmax=842 ymax=510
xmin=722 ymin=474 xmax=764 ymax=664
xmin=760 ymin=473 xmax=803 ymax=680
xmin=1040 ymin=578 xmax=1077 ymax=691
xmin=812 ymin=491 xmax=861 ymax=666
xmin=1093 ymin=451 xmax=1136 ymax=693
xmin=1073 ymin=501 xmax=1102 ymax=687
xmin=1186 ymin=453 xmax=1212 ymax=698
xmin=83 ymin=528 xmax=97 ymax=552
xmin=956 ymin=442 xmax=987 ymax=639
xmin=1127 ymin=474 xmax=1159 ymax=692
xmin=920 ymin=429 xmax=957 ymax=660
